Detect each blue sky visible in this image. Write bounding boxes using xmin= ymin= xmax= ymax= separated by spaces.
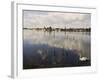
xmin=23 ymin=10 xmax=91 ymax=28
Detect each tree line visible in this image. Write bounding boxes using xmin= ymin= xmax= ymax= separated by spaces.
xmin=24 ymin=26 xmax=91 ymax=32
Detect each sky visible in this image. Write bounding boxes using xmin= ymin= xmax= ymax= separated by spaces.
xmin=23 ymin=10 xmax=91 ymax=28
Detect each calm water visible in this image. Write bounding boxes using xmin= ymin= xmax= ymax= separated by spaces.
xmin=23 ymin=30 xmax=91 ymax=69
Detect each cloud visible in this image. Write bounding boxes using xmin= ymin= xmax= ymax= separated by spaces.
xmin=23 ymin=10 xmax=91 ymax=28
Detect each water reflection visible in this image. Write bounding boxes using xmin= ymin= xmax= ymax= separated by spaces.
xmin=23 ymin=30 xmax=91 ymax=69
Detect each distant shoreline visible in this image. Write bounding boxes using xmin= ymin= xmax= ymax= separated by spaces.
xmin=23 ymin=27 xmax=91 ymax=32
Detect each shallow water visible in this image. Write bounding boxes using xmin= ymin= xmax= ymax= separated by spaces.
xmin=23 ymin=30 xmax=91 ymax=69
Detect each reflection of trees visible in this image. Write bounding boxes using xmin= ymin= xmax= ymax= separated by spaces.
xmin=47 ymin=30 xmax=90 ymax=65
xmin=23 ymin=43 xmax=90 ymax=69
xmin=23 ymin=26 xmax=91 ymax=69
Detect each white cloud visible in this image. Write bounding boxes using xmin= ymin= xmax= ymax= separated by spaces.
xmin=23 ymin=10 xmax=91 ymax=28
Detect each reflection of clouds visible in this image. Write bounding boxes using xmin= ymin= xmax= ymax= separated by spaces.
xmin=24 ymin=30 xmax=90 ymax=59
xmin=80 ymin=57 xmax=88 ymax=61
xmin=23 ymin=10 xmax=91 ymax=28
xmin=37 ymin=49 xmax=48 ymax=60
